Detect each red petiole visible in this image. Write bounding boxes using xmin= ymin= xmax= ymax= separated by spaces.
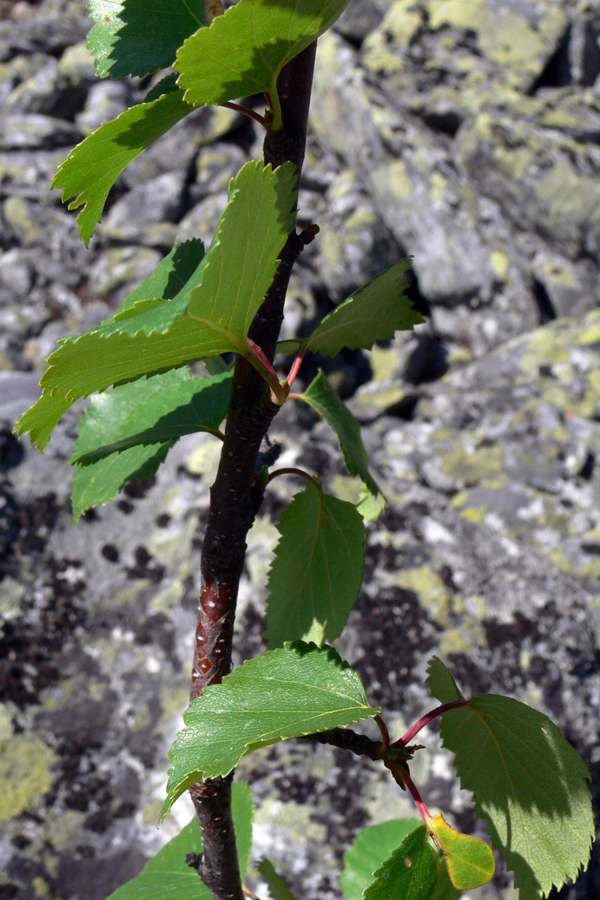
xmin=393 ymin=699 xmax=468 ymax=748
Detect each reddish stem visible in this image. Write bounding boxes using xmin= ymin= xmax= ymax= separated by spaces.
xmin=393 ymin=699 xmax=468 ymax=748
xmin=402 ymin=769 xmax=433 ymax=825
xmin=221 ymin=101 xmax=267 ymax=128
xmin=285 ymin=343 xmax=307 ymax=388
xmin=267 ymin=466 xmax=320 ymax=492
xmin=374 ymin=714 xmax=390 ymax=753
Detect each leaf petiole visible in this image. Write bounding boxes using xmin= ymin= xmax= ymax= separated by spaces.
xmin=266 ymin=467 xmax=320 ymax=492
xmin=393 ymin=699 xmax=468 ymax=749
xmin=221 ymin=101 xmax=267 ymax=128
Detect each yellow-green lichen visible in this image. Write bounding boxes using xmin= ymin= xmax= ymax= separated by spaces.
xmin=0 ymin=734 xmax=56 ymax=822
xmin=440 ymin=441 xmax=503 ymax=484
xmin=394 ymin=566 xmax=450 ymax=624
xmin=490 ymin=249 xmax=509 ymax=280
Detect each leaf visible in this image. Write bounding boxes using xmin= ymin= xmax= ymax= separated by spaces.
xmin=69 ymin=368 xmax=232 ymax=520
xmin=428 ymin=660 xmax=594 ymax=899
xmin=108 ymin=238 xmax=206 ymax=321
xmin=71 ymin=369 xmax=231 ymax=463
xmin=161 ymin=642 xmax=380 ymax=820
xmin=427 ymin=814 xmax=494 ymax=891
xmin=258 ymin=859 xmax=299 ymax=900
xmin=363 ymin=825 xmax=439 ymax=900
xmin=340 ymin=818 xmax=421 ymax=900
xmin=18 ymin=160 xmax=297 ymax=449
xmin=355 ymin=484 xmax=387 ymax=521
xmin=87 ymin=0 xmax=206 ymax=79
xmin=264 ymin=482 xmax=365 ymax=649
xmin=175 ymin=0 xmax=352 ymax=114
xmin=299 ymin=371 xmax=385 ymax=519
xmin=103 ymin=781 xmax=253 ymax=900
xmin=72 ymin=441 xmax=171 ymax=522
xmin=52 ymin=82 xmax=192 ymax=245
xmin=426 ymin=658 xmax=465 ymax=705
xmin=307 ymin=260 xmax=421 ymax=357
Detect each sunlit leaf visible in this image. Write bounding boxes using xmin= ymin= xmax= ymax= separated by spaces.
xmin=18 ymin=161 xmax=296 ymax=449
xmin=52 ymin=81 xmax=191 ymax=245
xmin=161 ymin=643 xmax=379 ymax=820
xmin=175 ymin=0 xmax=352 ymax=113
xmin=427 ymin=814 xmax=494 ymax=891
xmin=88 ymin=0 xmax=206 ymax=78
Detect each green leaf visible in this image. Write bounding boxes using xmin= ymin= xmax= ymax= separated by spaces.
xmin=299 ymin=370 xmax=385 ymax=519
xmin=52 ymin=82 xmax=192 ymax=245
xmin=426 ymin=657 xmax=465 ymax=705
xmin=175 ymin=0 xmax=352 ymax=116
xmin=103 ymin=780 xmax=253 ymax=900
xmin=51 ymin=84 xmax=192 ymax=247
xmin=355 ymin=484 xmax=387 ymax=521
xmin=428 ymin=661 xmax=594 ymax=899
xmin=363 ymin=825 xmax=439 ymax=900
xmin=307 ymin=260 xmax=421 ymax=357
xmin=340 ymin=819 xmax=421 ymax=900
xmin=72 ymin=441 xmax=170 ymax=522
xmin=87 ymin=0 xmax=206 ymax=79
xmin=161 ymin=643 xmax=380 ymax=820
xmin=264 ymin=482 xmax=365 ymax=649
xmin=71 ymin=369 xmax=231 ymax=463
xmin=258 ymin=859 xmax=299 ymax=900
xmin=18 ymin=160 xmax=297 ymax=449
xmin=69 ymin=368 xmax=232 ymax=520
xmin=427 ymin=814 xmax=494 ymax=891
xmin=108 ymin=238 xmax=206 ymax=321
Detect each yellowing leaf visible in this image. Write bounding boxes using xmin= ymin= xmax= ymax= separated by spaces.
xmin=427 ymin=814 xmax=495 ymax=891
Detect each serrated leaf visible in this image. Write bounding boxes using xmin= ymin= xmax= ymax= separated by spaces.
xmin=258 ymin=859 xmax=299 ymax=900
xmin=340 ymin=819 xmax=421 ymax=900
xmin=429 ymin=662 xmax=593 ymax=900
xmin=427 ymin=814 xmax=494 ymax=891
xmin=18 ymin=161 xmax=297 ymax=449
xmin=103 ymin=781 xmax=253 ymax=900
xmin=88 ymin=0 xmax=206 ymax=79
xmin=108 ymin=238 xmax=206 ymax=322
xmin=356 ymin=483 xmax=387 ymax=521
xmin=52 ymin=83 xmax=192 ymax=245
xmin=264 ymin=482 xmax=365 ymax=649
xmin=71 ymin=369 xmax=231 ymax=464
xmin=69 ymin=368 xmax=231 ymax=519
xmin=72 ymin=441 xmax=170 ymax=522
xmin=161 ymin=642 xmax=380 ymax=820
xmin=300 ymin=370 xmax=385 ymax=519
xmin=363 ymin=825 xmax=439 ymax=900
xmin=175 ymin=0 xmax=352 ymax=112
xmin=307 ymin=260 xmax=421 ymax=357
xmin=426 ymin=658 xmax=465 ymax=705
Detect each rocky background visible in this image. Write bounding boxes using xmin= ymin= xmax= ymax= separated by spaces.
xmin=1 ymin=0 xmax=599 ymax=899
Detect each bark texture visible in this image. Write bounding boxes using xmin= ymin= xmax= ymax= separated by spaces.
xmin=187 ymin=43 xmax=318 ymax=900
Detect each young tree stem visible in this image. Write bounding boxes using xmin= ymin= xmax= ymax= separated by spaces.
xmin=187 ymin=43 xmax=318 ymax=900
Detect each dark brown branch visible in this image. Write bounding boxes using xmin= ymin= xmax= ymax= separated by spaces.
xmin=187 ymin=42 xmax=318 ymax=900
xmin=300 ymin=728 xmax=384 ymax=762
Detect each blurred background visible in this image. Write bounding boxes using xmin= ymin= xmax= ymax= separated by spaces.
xmin=0 ymin=0 xmax=599 ymax=898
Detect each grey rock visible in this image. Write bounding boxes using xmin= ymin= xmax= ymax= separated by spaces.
xmin=88 ymin=246 xmax=163 ymax=303
xmin=0 ymin=247 xmax=35 ymax=296
xmin=100 ymin=172 xmax=188 ymax=245
xmin=75 ymin=80 xmax=134 ymax=135
xmin=0 ymin=113 xmax=81 ymax=150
